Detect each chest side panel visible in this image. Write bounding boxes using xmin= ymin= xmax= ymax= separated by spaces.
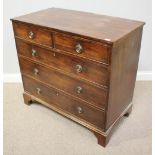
xmin=105 ymin=27 xmax=144 ymax=130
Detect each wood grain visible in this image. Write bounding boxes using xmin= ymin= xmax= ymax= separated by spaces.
xmin=19 ymin=56 xmax=108 ymax=109
xmin=16 ymin=38 xmax=109 ymax=87
xmin=105 ymin=27 xmax=143 ymax=130
xmin=11 ymin=8 xmax=145 ymax=147
xmin=54 ymin=32 xmax=111 ymax=64
xmin=13 ymin=22 xmax=53 ymax=47
xmin=11 ymin=8 xmax=144 ymax=43
xmin=23 ymin=75 xmax=105 ymax=129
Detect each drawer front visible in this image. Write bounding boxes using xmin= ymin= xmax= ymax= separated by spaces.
xmin=16 ymin=39 xmax=109 ymax=87
xmin=23 ymin=75 xmax=105 ymax=129
xmin=54 ymin=32 xmax=111 ymax=64
xmin=13 ymin=22 xmax=52 ymax=46
xmin=19 ymin=57 xmax=107 ymax=109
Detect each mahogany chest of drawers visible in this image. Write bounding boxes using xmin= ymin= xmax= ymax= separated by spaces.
xmin=11 ymin=8 xmax=144 ymax=147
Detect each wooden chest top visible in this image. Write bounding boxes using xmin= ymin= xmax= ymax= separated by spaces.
xmin=12 ymin=8 xmax=144 ymax=43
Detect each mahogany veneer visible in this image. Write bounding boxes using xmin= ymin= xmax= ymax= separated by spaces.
xmin=11 ymin=8 xmax=145 ymax=147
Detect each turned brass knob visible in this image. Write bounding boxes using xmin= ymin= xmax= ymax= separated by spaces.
xmin=76 ymin=86 xmax=83 ymax=94
xmin=33 ymin=68 xmax=39 ymax=75
xmin=75 ymin=43 xmax=83 ymax=54
xmin=28 ymin=31 xmax=35 ymax=39
xmin=32 ymin=49 xmax=37 ymax=56
xmin=76 ymin=106 xmax=83 ymax=114
xmin=36 ymin=88 xmax=41 ymax=94
xmin=75 ymin=64 xmax=83 ymax=73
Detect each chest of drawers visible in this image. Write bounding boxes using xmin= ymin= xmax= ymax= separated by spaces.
xmin=11 ymin=8 xmax=144 ymax=147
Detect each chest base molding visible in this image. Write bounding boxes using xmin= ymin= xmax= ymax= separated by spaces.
xmin=23 ymin=91 xmax=133 ymax=147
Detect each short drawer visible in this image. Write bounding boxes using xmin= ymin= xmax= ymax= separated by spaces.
xmin=16 ymin=38 xmax=109 ymax=87
xmin=23 ymin=76 xmax=105 ymax=129
xmin=13 ymin=22 xmax=52 ymax=47
xmin=19 ymin=57 xmax=107 ymax=109
xmin=54 ymin=32 xmax=111 ymax=64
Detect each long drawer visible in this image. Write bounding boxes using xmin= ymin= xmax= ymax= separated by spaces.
xmin=16 ymin=38 xmax=109 ymax=87
xmin=23 ymin=75 xmax=105 ymax=129
xmin=19 ymin=57 xmax=108 ymax=109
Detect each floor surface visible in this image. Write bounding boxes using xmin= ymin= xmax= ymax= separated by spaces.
xmin=3 ymin=81 xmax=152 ymax=155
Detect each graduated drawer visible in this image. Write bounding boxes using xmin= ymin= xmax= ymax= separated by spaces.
xmin=16 ymin=38 xmax=109 ymax=87
xmin=54 ymin=32 xmax=111 ymax=64
xmin=23 ymin=75 xmax=105 ymax=129
xmin=19 ymin=57 xmax=107 ymax=109
xmin=13 ymin=22 xmax=52 ymax=46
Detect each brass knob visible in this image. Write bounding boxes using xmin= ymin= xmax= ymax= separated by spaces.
xmin=76 ymin=86 xmax=83 ymax=94
xmin=28 ymin=31 xmax=35 ymax=39
xmin=32 ymin=49 xmax=37 ymax=56
xmin=75 ymin=64 xmax=83 ymax=73
xmin=33 ymin=68 xmax=39 ymax=75
xmin=76 ymin=106 xmax=83 ymax=114
xmin=36 ymin=88 xmax=41 ymax=94
xmin=75 ymin=43 xmax=83 ymax=54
